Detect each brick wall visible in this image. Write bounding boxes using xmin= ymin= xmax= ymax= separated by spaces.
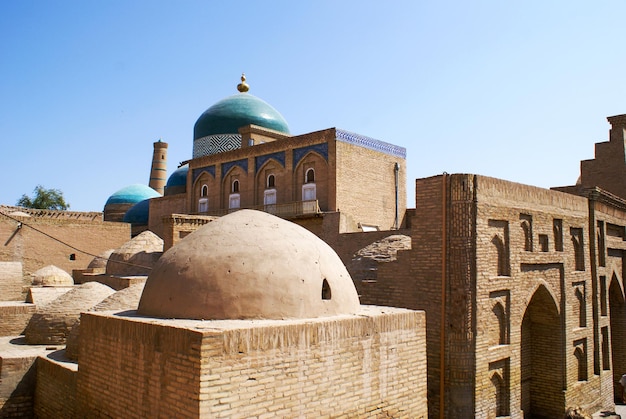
xmin=0 ymin=262 xmax=23 ymax=301
xmin=73 ymin=307 xmax=427 ymax=418
xmin=356 ymin=174 xmax=622 ymax=418
xmin=0 ymin=303 xmax=35 ymax=336
xmin=0 ymin=213 xmax=129 ymax=297
xmin=335 ymin=140 xmax=406 ymax=232
xmin=34 ymin=356 xmax=76 ymax=418
xmin=0 ymin=355 xmax=37 ymax=418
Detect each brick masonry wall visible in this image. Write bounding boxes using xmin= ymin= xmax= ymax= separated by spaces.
xmin=72 ymin=307 xmax=427 ymax=419
xmin=0 ymin=356 xmax=37 ymax=418
xmin=335 ymin=140 xmax=406 ymax=232
xmin=34 ymin=356 xmax=76 ymax=419
xmin=356 ymin=174 xmax=622 ymax=418
xmin=0 ymin=214 xmax=129 ymax=298
xmin=0 ymin=303 xmax=36 ymax=336
xmin=0 ymin=262 xmax=23 ymax=301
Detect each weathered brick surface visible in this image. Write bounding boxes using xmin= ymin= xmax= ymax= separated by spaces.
xmin=0 ymin=356 xmax=37 ymax=418
xmin=0 ymin=303 xmax=35 ymax=337
xmin=73 ymin=307 xmax=427 ymax=418
xmin=34 ymin=356 xmax=76 ymax=419
xmin=356 ymin=174 xmax=624 ymax=418
xmin=0 ymin=262 xmax=23 ymax=301
xmin=0 ymin=208 xmax=129 ymax=299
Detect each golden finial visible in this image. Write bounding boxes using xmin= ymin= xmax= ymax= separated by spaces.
xmin=237 ymin=73 xmax=249 ymax=93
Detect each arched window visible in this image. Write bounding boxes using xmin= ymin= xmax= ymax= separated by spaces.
xmin=305 ymin=168 xmax=315 ymax=183
xmin=201 ymin=184 xmax=208 ymax=197
xmin=232 ymin=180 xmax=239 ymax=193
xmin=267 ymin=174 xmax=275 ymax=189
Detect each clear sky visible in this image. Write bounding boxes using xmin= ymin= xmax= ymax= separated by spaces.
xmin=1 ymin=1 xmax=625 ymax=211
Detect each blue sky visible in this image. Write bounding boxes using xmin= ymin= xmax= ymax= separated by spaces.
xmin=1 ymin=1 xmax=625 ymax=211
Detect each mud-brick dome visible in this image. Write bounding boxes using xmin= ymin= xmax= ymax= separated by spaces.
xmin=106 ymin=230 xmax=163 ymax=277
xmin=138 ymin=210 xmax=360 ymax=320
xmin=32 ymin=265 xmax=74 ymax=286
xmin=24 ymin=282 xmax=115 ymax=345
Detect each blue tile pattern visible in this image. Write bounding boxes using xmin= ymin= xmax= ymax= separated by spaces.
xmin=222 ymin=159 xmax=249 ymax=176
xmin=192 ymin=165 xmax=216 ymax=184
xmin=255 ymin=151 xmax=286 ymax=174
xmin=293 ymin=143 xmax=329 ymax=167
xmin=336 ymin=129 xmax=406 ymax=159
xmin=193 ymin=134 xmax=241 ymax=158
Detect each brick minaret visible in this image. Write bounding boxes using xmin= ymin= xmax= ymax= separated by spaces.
xmin=149 ymin=140 xmax=168 ymax=194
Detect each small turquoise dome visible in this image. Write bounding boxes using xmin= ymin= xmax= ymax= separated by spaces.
xmin=122 ymin=199 xmax=151 ymax=224
xmin=105 ymin=184 xmax=160 ymax=206
xmin=164 ymin=164 xmax=188 ymax=196
xmin=194 ymin=93 xmax=290 ymax=140
xmin=165 ymin=165 xmax=188 ymax=188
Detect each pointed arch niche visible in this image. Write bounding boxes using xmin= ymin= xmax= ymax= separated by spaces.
xmin=521 ymin=285 xmax=563 ymax=418
xmin=488 ymin=219 xmax=510 ymax=277
xmin=609 ymin=273 xmax=626 ymax=402
xmin=489 ymin=290 xmax=510 ymax=346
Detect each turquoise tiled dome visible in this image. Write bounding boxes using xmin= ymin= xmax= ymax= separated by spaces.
xmin=193 ymin=93 xmax=290 ymax=141
xmin=105 ymin=184 xmax=160 ymax=206
xmin=165 ymin=165 xmax=188 ymax=188
xmin=122 ymin=198 xmax=151 ymax=224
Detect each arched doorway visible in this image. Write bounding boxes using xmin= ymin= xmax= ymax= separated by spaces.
xmin=609 ymin=275 xmax=626 ymax=403
xmin=521 ymin=285 xmax=564 ymax=418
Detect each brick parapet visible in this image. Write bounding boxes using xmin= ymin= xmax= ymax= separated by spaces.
xmin=73 ymin=307 xmax=427 ymax=418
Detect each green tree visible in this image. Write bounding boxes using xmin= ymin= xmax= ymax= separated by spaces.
xmin=17 ymin=185 xmax=70 ymax=210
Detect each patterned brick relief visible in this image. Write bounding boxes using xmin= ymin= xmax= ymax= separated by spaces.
xmin=490 ymin=290 xmax=510 ymax=346
xmin=489 ymin=359 xmax=510 ymax=418
xmin=488 ymin=219 xmax=510 ymax=277
xmin=520 ymin=214 xmax=533 ymax=252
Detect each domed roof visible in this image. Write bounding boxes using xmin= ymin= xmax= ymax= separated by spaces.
xmin=87 ymin=249 xmax=115 ymax=269
xmin=24 ymin=282 xmax=115 ymax=345
xmin=165 ymin=164 xmax=188 ymax=189
xmin=193 ymin=75 xmax=290 ymax=141
xmin=137 ymin=210 xmax=360 ymax=320
xmin=32 ymin=265 xmax=74 ymax=286
xmin=106 ymin=230 xmax=163 ymax=277
xmin=122 ymin=198 xmax=150 ymax=224
xmin=105 ymin=184 xmax=160 ymax=206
